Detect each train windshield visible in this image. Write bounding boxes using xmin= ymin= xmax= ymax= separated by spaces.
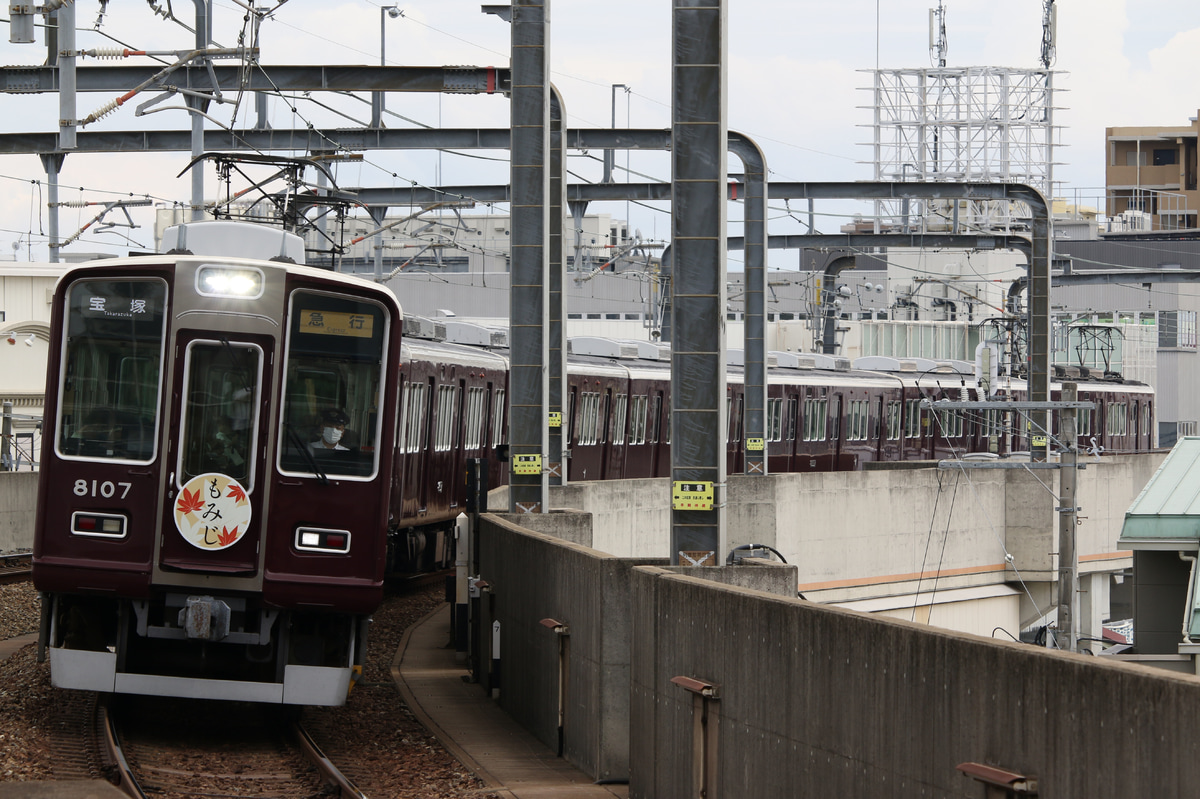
xmin=56 ymin=279 xmax=167 ymax=463
xmin=277 ymin=290 xmax=388 ymax=480
xmin=178 ymin=340 xmax=263 ymax=488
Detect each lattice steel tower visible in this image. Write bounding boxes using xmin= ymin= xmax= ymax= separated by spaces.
xmin=865 ymin=4 xmax=1061 ymax=234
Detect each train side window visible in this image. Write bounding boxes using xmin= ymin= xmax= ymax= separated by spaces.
xmin=613 ymin=394 xmax=628 ymax=445
xmin=56 ymin=278 xmax=167 ymax=463
xmin=579 ymin=392 xmax=600 ymax=446
xmin=650 ymin=394 xmax=663 ymax=444
xmin=904 ymin=399 xmax=922 ymax=439
xmin=434 ymin=385 xmax=459 ymax=451
xmin=630 ymin=395 xmax=647 ymax=445
xmin=858 ymin=400 xmax=873 ymax=440
xmin=786 ymin=397 xmax=798 ymax=441
xmin=179 ymin=341 xmax=262 ymax=489
xmin=726 ymin=394 xmax=741 ymax=443
xmin=464 ymin=386 xmax=487 ymax=450
xmin=404 ymin=382 xmax=427 ymax=453
xmin=397 ymin=382 xmax=409 ymax=452
xmin=568 ymin=387 xmax=577 ymax=445
xmin=803 ymin=397 xmax=827 ymax=441
xmin=767 ymin=398 xmax=783 ymax=442
xmin=1107 ymin=402 xmax=1127 ymax=437
xmin=887 ymin=400 xmax=902 ymax=441
xmin=936 ymin=407 xmax=962 ymax=439
xmin=491 ymin=388 xmax=507 ymax=446
xmin=601 ymin=392 xmax=611 ymax=444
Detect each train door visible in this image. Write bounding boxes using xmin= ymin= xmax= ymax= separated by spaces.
xmin=419 ymin=377 xmax=436 ymax=511
xmin=452 ymin=378 xmax=468 ymax=509
xmin=609 ymin=390 xmax=628 ymax=480
xmin=874 ymin=396 xmax=886 ymax=462
xmin=397 ymin=374 xmax=429 ymax=520
xmin=727 ymin=390 xmax=744 ymax=474
xmin=158 ymin=333 xmax=271 ymax=575
xmin=831 ymin=393 xmax=843 ymax=470
xmin=1144 ymin=400 xmax=1154 ymax=450
xmin=567 ymin=384 xmax=578 ymax=480
xmin=782 ymin=393 xmax=799 ymax=473
xmin=600 ymin=389 xmax=613 ymax=480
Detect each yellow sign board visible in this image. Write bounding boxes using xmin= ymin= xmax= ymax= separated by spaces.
xmin=746 ymin=437 xmax=765 ymax=452
xmin=673 ymin=481 xmax=714 ymax=511
xmin=513 ymin=454 xmax=542 ymax=475
xmin=298 ymin=310 xmax=374 ymax=338
xmin=548 ymin=411 xmax=562 ymax=428
xmin=1032 ymin=435 xmax=1048 ymax=448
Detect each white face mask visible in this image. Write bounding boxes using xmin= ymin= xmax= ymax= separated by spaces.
xmin=322 ymin=426 xmax=344 ymax=445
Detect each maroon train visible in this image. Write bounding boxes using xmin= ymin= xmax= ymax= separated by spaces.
xmin=33 ymin=253 xmax=1154 ymax=705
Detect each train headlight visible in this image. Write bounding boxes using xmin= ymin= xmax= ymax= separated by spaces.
xmin=295 ymin=527 xmax=351 ymax=554
xmin=196 ymin=266 xmax=265 ymax=299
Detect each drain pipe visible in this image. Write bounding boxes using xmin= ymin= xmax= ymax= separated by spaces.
xmin=1181 ymin=552 xmax=1197 ymax=644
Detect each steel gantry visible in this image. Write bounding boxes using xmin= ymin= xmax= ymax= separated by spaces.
xmin=0 ymin=61 xmax=1054 ymax=548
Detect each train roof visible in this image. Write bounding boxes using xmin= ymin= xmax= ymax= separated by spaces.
xmin=53 ymin=253 xmax=402 ymax=308
xmin=853 ymin=356 xmax=974 ymax=375
xmin=401 ymin=332 xmax=509 ymax=369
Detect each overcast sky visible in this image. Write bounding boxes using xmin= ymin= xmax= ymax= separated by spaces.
xmin=1 ymin=0 xmax=1199 ymax=262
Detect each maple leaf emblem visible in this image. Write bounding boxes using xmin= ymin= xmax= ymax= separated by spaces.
xmin=217 ymin=526 xmax=240 ymax=547
xmin=176 ymin=486 xmax=205 ymax=516
xmin=226 ymin=483 xmax=247 ymax=504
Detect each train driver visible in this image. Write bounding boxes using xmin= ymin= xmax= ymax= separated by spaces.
xmin=311 ymin=408 xmax=351 ymax=451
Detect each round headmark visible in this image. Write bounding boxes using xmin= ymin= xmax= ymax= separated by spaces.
xmin=173 ymin=473 xmax=252 ymax=550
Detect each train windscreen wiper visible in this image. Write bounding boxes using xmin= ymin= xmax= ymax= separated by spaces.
xmin=285 ymin=423 xmax=330 ymax=485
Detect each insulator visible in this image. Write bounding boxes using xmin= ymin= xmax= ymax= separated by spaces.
xmin=85 ymin=48 xmax=126 ymax=59
xmin=960 ymin=386 xmax=969 ymax=402
xmin=82 ymin=99 xmax=119 ymax=126
xmin=59 ymin=200 xmax=95 ymax=208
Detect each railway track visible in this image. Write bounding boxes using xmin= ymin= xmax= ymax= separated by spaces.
xmin=0 ymin=552 xmax=32 ymax=584
xmin=98 ymin=696 xmax=365 ymax=799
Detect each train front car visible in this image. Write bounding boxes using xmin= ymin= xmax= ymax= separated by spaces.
xmin=33 ymin=256 xmax=401 ymax=706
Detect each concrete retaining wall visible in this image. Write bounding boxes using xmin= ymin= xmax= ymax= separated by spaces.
xmin=478 ymin=514 xmax=667 ymax=780
xmin=476 ymin=514 xmax=795 ymax=781
xmin=629 ymin=565 xmax=1200 ymax=799
xmin=0 ymin=471 xmax=37 ymax=551
xmin=511 ymin=453 xmax=1164 ymax=607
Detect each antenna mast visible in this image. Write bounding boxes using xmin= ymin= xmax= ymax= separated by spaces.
xmin=929 ymin=1 xmax=948 ymax=67
xmin=1040 ymin=0 xmax=1057 ymax=68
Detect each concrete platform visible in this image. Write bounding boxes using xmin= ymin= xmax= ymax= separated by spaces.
xmin=0 ymin=633 xmax=36 ymax=660
xmin=393 ymin=604 xmax=628 ymax=799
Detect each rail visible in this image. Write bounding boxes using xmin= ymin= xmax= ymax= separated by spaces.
xmin=0 ymin=553 xmax=31 ymax=584
xmin=294 ymin=723 xmax=368 ymax=799
xmin=102 ymin=702 xmax=148 ymax=799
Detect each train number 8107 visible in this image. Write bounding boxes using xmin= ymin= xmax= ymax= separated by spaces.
xmin=73 ymin=479 xmax=133 ymax=499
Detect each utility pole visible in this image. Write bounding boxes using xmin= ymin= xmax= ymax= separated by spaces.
xmin=1055 ymin=382 xmax=1079 ymax=652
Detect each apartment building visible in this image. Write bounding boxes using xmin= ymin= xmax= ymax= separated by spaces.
xmin=1107 ymin=115 xmax=1200 ymax=231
